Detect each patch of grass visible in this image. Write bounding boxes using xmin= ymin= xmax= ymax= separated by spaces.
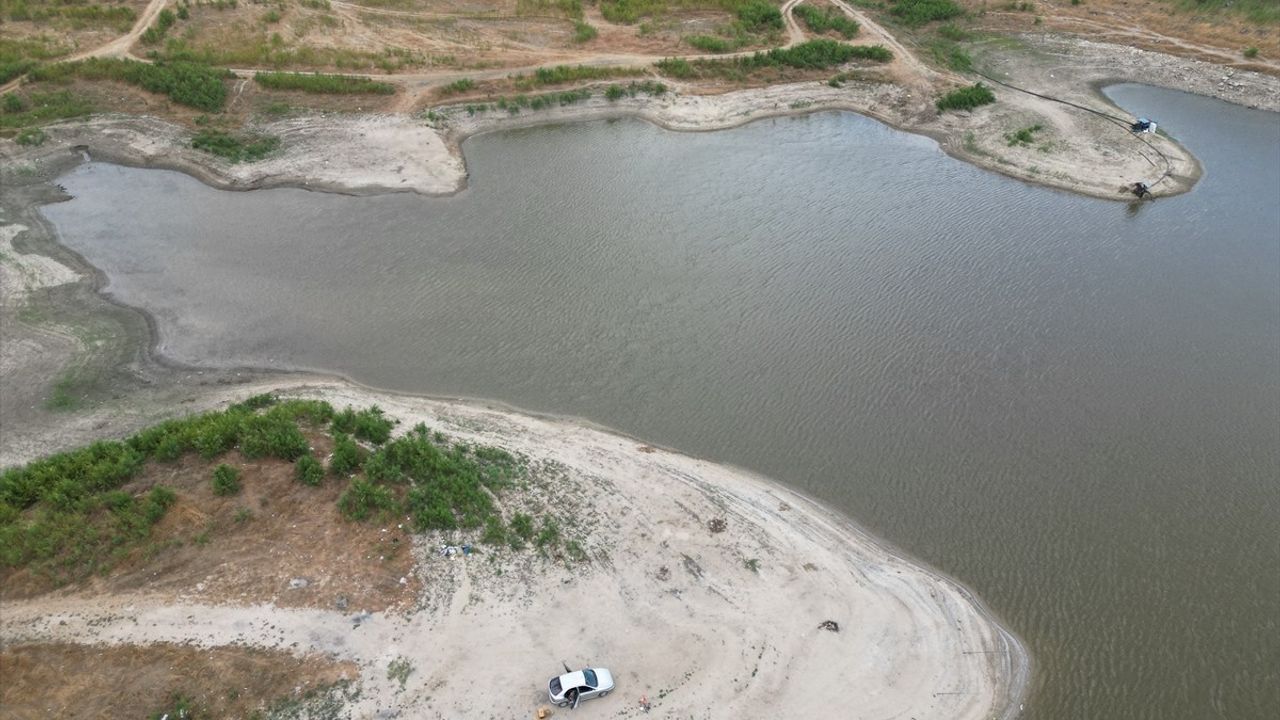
xmin=440 ymin=78 xmax=476 ymax=95
xmin=1243 ymin=46 xmax=1260 ymax=58
xmin=936 ymin=82 xmax=994 ymax=112
xmin=296 ymin=454 xmax=325 ymax=486
xmin=387 ymin=656 xmax=414 ymax=690
xmin=517 ymin=64 xmax=642 ymax=89
xmin=744 ymin=557 xmax=760 ymax=573
xmin=889 ymin=0 xmax=964 ymax=26
xmin=157 ymin=36 xmax=425 ymax=73
xmin=0 ymin=483 xmax=177 ymax=586
xmin=572 ymin=20 xmax=599 ymax=43
xmin=337 ymin=477 xmax=397 ymax=521
xmin=793 ymin=4 xmax=860 ymax=38
xmin=15 ymin=127 xmax=47 ymax=146
xmin=0 ymin=90 xmax=94 ymax=131
xmin=141 ymin=8 xmax=179 ymax=45
xmin=927 ymin=38 xmax=973 ymax=71
xmin=212 ymin=464 xmax=242 ymax=496
xmin=1005 ymin=123 xmax=1042 ymax=146
xmin=509 ymin=512 xmax=535 ymax=541
xmin=686 ymin=34 xmax=739 ymax=53
xmin=657 ymin=39 xmax=890 ymax=80
xmin=329 ymin=433 xmax=365 ymax=476
xmin=1163 ymin=0 xmax=1279 ymax=24
xmin=191 ymin=129 xmax=281 ymax=163
xmin=148 ymin=693 xmax=198 ymax=720
xmin=517 ymin=0 xmax=584 ymax=19
xmin=330 ymin=406 xmax=394 ymax=444
xmin=936 ymin=22 xmax=972 ymax=41
xmin=359 ymin=425 xmax=520 ymax=531
xmin=234 ymin=507 xmax=253 ymax=523
xmin=254 ymin=71 xmax=395 ymax=95
xmin=30 ymin=58 xmax=230 ymax=112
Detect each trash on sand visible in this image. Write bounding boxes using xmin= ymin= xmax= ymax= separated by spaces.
xmin=288 ymin=578 xmax=309 ymax=589
xmin=439 ymin=544 xmax=473 ymax=557
xmin=818 ymin=620 xmax=840 ymax=632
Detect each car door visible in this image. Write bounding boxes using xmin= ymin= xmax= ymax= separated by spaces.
xmin=579 ymin=684 xmax=597 ymax=700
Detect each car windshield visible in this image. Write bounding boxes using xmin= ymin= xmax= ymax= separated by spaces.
xmin=583 ymin=669 xmax=597 ymax=687
xmin=549 ymin=677 xmax=562 ymax=695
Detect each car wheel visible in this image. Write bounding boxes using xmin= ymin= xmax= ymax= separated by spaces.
xmin=599 ymin=691 xmax=610 ymax=698
xmin=556 ymin=701 xmax=569 ymax=708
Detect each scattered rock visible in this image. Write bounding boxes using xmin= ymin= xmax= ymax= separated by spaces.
xmin=818 ymin=620 xmax=840 ymax=632
xmin=655 ymin=566 xmax=670 ymax=582
xmin=708 ymin=518 xmax=727 ymax=534
xmin=335 ymin=595 xmax=349 ymax=611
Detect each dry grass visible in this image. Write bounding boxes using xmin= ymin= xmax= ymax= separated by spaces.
xmin=0 ymin=642 xmax=356 ymax=720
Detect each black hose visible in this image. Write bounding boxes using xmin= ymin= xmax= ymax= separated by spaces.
xmin=970 ymin=69 xmax=1175 ymax=189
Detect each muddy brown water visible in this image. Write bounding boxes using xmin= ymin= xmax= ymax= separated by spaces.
xmin=37 ymin=84 xmax=1280 ymax=719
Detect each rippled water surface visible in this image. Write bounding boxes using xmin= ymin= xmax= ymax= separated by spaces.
xmin=42 ymin=84 xmax=1280 ymax=719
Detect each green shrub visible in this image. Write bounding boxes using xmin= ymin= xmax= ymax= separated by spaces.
xmin=338 ymin=477 xmax=398 ymax=521
xmin=736 ymin=0 xmax=784 ymax=32
xmin=3 ymin=94 xmax=24 ymax=113
xmin=15 ymin=127 xmax=47 ymax=146
xmin=1005 ymin=123 xmax=1042 ymax=146
xmin=440 ymin=78 xmax=476 ymax=95
xmin=510 ymin=512 xmax=535 ymax=540
xmin=535 ymin=517 xmax=560 ymax=549
xmin=890 ymin=0 xmax=964 ymax=26
xmin=332 ymin=406 xmax=394 ymax=444
xmin=191 ymin=129 xmax=281 ymax=163
xmin=296 ymin=455 xmax=326 ymax=486
xmin=30 ymin=59 xmax=230 ymax=112
xmin=573 ymin=21 xmax=599 ymax=43
xmin=605 ymin=84 xmax=627 ymax=101
xmin=793 ymin=5 xmax=860 ymax=38
xmin=0 ymin=441 xmax=146 ymax=510
xmin=936 ymin=82 xmax=995 ymax=111
xmin=254 ymin=71 xmax=395 ymax=95
xmin=686 ymin=35 xmax=736 ymax=53
xmin=239 ymin=412 xmax=309 ymax=460
xmin=330 ymin=434 xmax=364 ymax=476
xmin=481 ymin=516 xmax=507 ymax=544
xmin=657 ymin=39 xmax=890 ymax=80
xmin=141 ymin=8 xmax=178 ymax=45
xmin=1243 ymin=46 xmax=1259 ymax=59
xmin=212 ymin=464 xmax=241 ymax=496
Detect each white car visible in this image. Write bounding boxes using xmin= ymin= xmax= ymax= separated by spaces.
xmin=548 ymin=667 xmax=615 ymax=707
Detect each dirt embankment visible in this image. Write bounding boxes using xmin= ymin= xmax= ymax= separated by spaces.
xmin=0 ymin=382 xmax=1031 ymax=720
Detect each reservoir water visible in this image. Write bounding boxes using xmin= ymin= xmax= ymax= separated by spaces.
xmin=40 ymin=84 xmax=1280 ymax=719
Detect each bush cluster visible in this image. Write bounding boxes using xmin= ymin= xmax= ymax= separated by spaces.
xmin=191 ymin=129 xmax=281 ymax=163
xmin=889 ymin=0 xmax=965 ymax=26
xmin=254 ymin=71 xmax=395 ymax=95
xmin=658 ymin=39 xmax=891 ymax=80
xmin=331 ymin=406 xmax=395 ymax=445
xmin=793 ymin=4 xmax=860 ymax=38
xmin=936 ymin=82 xmax=995 ymax=112
xmin=212 ymin=464 xmax=242 ymax=496
xmin=30 ymin=58 xmax=230 ymax=112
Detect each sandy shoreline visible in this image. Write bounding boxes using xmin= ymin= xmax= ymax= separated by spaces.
xmin=5 ymin=36 xmax=1278 ymax=203
xmin=0 ymin=380 xmax=1030 ymax=719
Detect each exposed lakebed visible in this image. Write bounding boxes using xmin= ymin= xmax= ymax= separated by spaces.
xmin=40 ymin=84 xmax=1280 ymax=718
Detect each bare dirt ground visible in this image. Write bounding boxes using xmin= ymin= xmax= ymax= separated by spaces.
xmin=0 ymin=382 xmax=1031 ymax=720
xmin=958 ymin=0 xmax=1279 ymax=74
xmin=0 ymin=641 xmax=357 ymax=719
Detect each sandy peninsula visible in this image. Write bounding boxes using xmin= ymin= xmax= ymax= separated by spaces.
xmin=0 ymin=381 xmax=1030 ymax=719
